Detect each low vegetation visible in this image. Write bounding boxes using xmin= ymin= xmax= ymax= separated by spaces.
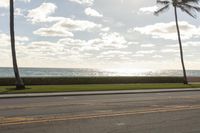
xmin=0 ymin=76 xmax=184 ymax=86
xmin=0 ymin=83 xmax=200 ymax=94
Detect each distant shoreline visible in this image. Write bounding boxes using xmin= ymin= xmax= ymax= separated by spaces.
xmin=1 ymin=68 xmax=200 ymax=77
xmin=0 ymin=67 xmax=200 ymax=70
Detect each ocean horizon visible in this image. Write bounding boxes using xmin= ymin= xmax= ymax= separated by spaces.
xmin=0 ymin=67 xmax=200 ymax=77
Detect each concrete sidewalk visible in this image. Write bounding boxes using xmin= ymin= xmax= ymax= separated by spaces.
xmin=0 ymin=88 xmax=200 ymax=99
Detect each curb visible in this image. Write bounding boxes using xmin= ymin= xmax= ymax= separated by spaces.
xmin=0 ymin=88 xmax=200 ymax=99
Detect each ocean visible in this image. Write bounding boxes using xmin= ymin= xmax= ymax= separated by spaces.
xmin=0 ymin=67 xmax=200 ymax=77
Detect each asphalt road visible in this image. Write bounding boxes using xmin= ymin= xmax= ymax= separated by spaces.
xmin=0 ymin=91 xmax=200 ymax=133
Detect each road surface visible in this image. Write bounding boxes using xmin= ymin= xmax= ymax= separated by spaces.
xmin=0 ymin=91 xmax=200 ymax=133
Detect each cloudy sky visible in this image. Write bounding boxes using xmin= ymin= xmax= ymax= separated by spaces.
xmin=0 ymin=0 xmax=200 ymax=70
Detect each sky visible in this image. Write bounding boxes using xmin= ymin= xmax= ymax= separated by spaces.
xmin=0 ymin=0 xmax=200 ymax=70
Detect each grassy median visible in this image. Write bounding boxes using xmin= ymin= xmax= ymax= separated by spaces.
xmin=0 ymin=83 xmax=200 ymax=94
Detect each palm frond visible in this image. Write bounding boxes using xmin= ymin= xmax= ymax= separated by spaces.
xmin=154 ymin=4 xmax=170 ymax=15
xmin=182 ymin=0 xmax=199 ymax=4
xmin=182 ymin=3 xmax=200 ymax=12
xmin=178 ymin=5 xmax=197 ymax=18
xmin=156 ymin=0 xmax=170 ymax=5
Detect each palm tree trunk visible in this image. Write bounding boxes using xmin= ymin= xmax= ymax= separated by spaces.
xmin=10 ymin=0 xmax=25 ymax=89
xmin=174 ymin=6 xmax=188 ymax=84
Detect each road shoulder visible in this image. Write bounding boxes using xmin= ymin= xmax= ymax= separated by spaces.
xmin=0 ymin=88 xmax=200 ymax=99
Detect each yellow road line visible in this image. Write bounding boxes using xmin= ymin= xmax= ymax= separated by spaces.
xmin=1 ymin=95 xmax=200 ymax=110
xmin=1 ymin=105 xmax=200 ymax=126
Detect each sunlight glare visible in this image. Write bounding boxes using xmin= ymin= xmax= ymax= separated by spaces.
xmin=104 ymin=68 xmax=152 ymax=76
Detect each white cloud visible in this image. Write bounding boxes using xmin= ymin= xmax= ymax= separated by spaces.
xmin=161 ymin=49 xmax=179 ymax=53
xmin=16 ymin=41 xmax=81 ymax=60
xmin=16 ymin=36 xmax=29 ymax=42
xmin=1 ymin=0 xmax=200 ymax=69
xmin=59 ymin=39 xmax=96 ymax=52
xmin=34 ymin=18 xmax=102 ymax=36
xmin=33 ymin=27 xmax=74 ymax=37
xmin=0 ymin=0 xmax=9 ymax=8
xmin=0 ymin=33 xmax=10 ymax=44
xmin=153 ymin=55 xmax=162 ymax=58
xmin=27 ymin=3 xmax=60 ymax=23
xmin=58 ymin=38 xmax=86 ymax=46
xmin=132 ymin=54 xmax=144 ymax=57
xmin=140 ymin=44 xmax=155 ymax=48
xmin=128 ymin=42 xmax=139 ymax=45
xmin=53 ymin=18 xmax=102 ymax=31
xmin=48 ymin=31 xmax=129 ymax=56
xmin=68 ymin=0 xmax=94 ymax=6
xmin=0 ymin=33 xmax=29 ymax=44
xmin=14 ymin=39 xmax=95 ymax=67
xmin=57 ymin=32 xmax=128 ymax=51
xmin=165 ymin=41 xmax=200 ymax=48
xmin=33 ymin=17 xmax=104 ymax=37
xmin=138 ymin=5 xmax=158 ymax=14
xmin=133 ymin=21 xmax=200 ymax=40
xmin=165 ymin=44 xmax=178 ymax=48
xmin=88 ymin=32 xmax=128 ymax=49
xmin=97 ymin=50 xmax=131 ymax=60
xmin=183 ymin=41 xmax=200 ymax=47
xmin=0 ymin=0 xmax=31 ymax=8
xmin=136 ymin=50 xmax=155 ymax=54
xmin=100 ymin=51 xmax=131 ymax=55
xmin=0 ymin=33 xmax=29 ymax=66
xmin=19 ymin=0 xmax=31 ymax=2
xmin=15 ymin=8 xmax=24 ymax=16
xmin=85 ymin=7 xmax=103 ymax=17
xmin=101 ymin=27 xmax=110 ymax=32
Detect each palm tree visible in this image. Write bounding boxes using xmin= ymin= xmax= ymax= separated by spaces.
xmin=10 ymin=0 xmax=25 ymax=89
xmin=154 ymin=0 xmax=200 ymax=84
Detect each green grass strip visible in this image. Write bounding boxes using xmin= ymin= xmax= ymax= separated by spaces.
xmin=0 ymin=83 xmax=200 ymax=94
